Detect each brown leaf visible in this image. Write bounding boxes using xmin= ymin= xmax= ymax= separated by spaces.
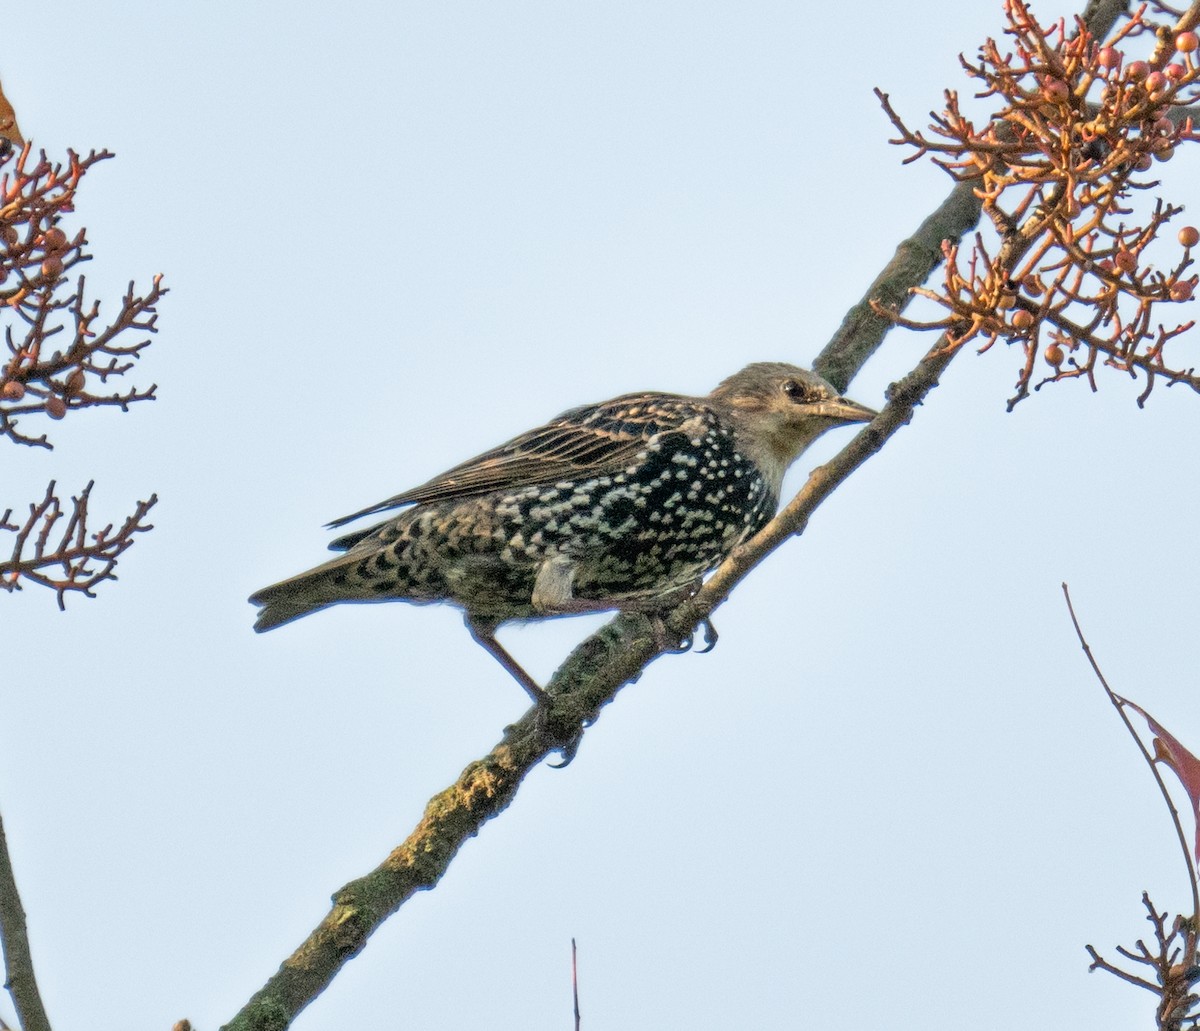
xmin=1124 ymin=697 xmax=1200 ymax=864
xmin=0 ymin=75 xmax=25 ymax=148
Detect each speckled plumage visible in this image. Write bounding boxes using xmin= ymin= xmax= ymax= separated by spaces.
xmin=250 ymin=363 xmax=875 ymax=698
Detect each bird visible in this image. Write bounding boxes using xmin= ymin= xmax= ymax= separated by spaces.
xmin=249 ymin=363 xmax=876 ymax=703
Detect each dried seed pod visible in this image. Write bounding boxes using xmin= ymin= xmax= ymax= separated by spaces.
xmin=42 ymin=227 xmax=68 ymax=252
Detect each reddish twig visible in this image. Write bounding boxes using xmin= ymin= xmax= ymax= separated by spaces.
xmin=1063 ymin=584 xmax=1200 ymax=1029
xmin=0 ymin=144 xmax=166 ymax=448
xmin=877 ymin=0 xmax=1200 ymax=407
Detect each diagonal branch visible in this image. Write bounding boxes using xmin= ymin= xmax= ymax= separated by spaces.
xmin=221 ymin=344 xmax=957 ymax=1031
xmin=222 ymin=3 xmax=1141 ymax=1028
xmin=222 ymin=181 xmax=1026 ymax=1027
xmin=0 ymin=812 xmax=51 ymax=1031
xmin=815 ymin=178 xmax=982 ymax=392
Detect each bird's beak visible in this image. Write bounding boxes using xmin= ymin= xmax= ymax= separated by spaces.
xmin=814 ymin=396 xmax=877 ymax=424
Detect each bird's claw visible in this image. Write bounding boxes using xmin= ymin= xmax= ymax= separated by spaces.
xmin=694 ymin=617 xmax=718 ymax=654
xmin=667 ymin=629 xmax=694 ymax=654
xmin=547 ymin=731 xmax=584 ymax=768
xmin=518 ymin=693 xmax=586 ymax=768
xmin=651 ymin=614 xmax=718 ymax=655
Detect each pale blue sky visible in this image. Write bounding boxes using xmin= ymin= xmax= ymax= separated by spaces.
xmin=3 ymin=3 xmax=1199 ymax=1029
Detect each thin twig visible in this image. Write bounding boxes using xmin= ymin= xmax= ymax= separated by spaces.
xmin=572 ymin=938 xmax=581 ymax=1031
xmin=1061 ymin=582 xmax=1200 ymax=921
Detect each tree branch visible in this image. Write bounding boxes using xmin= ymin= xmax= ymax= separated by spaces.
xmin=223 ymin=2 xmax=1155 ymax=1027
xmin=814 ymin=178 xmax=982 ymax=393
xmin=0 ymin=482 xmax=158 ymax=607
xmin=222 ymin=172 xmax=1014 ymax=1027
xmin=0 ymin=812 xmax=51 ymax=1031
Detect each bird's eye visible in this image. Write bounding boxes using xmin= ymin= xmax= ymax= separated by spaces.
xmin=782 ymin=379 xmax=808 ymax=403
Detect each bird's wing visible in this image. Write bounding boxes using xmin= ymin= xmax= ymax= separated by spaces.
xmin=326 ymin=392 xmax=697 ymax=531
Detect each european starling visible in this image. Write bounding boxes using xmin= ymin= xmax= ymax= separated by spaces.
xmin=250 ymin=363 xmax=875 ymax=701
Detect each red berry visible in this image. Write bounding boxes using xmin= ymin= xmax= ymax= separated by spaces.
xmin=44 ymin=396 xmax=66 ymax=420
xmin=1176 ymin=31 xmax=1199 ymax=53
xmin=1097 ymin=47 xmax=1121 ymax=69
xmin=1166 ymin=63 xmax=1187 ymax=81
xmin=1169 ymin=280 xmax=1195 ymax=301
xmin=1042 ymin=78 xmax=1069 ymax=102
xmin=1114 ymin=249 xmax=1138 ymax=273
xmin=1127 ymin=60 xmax=1150 ymax=80
xmin=1180 ymin=226 xmax=1200 ymax=248
xmin=1045 ymin=343 xmax=1065 ymax=366
xmin=1 ymin=381 xmax=25 ymax=401
xmin=1135 ymin=155 xmax=1153 ymax=171
xmin=40 ymin=255 xmax=63 ymax=278
xmin=42 ymin=227 xmax=67 ymax=252
xmin=1154 ymin=144 xmax=1176 ymax=161
xmin=1011 ymin=309 xmax=1035 ymax=331
xmin=1146 ymin=70 xmax=1168 ymax=93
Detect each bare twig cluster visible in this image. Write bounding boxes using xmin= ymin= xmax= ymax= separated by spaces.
xmin=0 ymin=481 xmax=157 ymax=608
xmin=1065 ymin=582 xmax=1200 ymax=1029
xmin=0 ymin=142 xmax=165 ymax=448
xmin=0 ymin=135 xmax=164 ymax=605
xmin=878 ymin=0 xmax=1200 ymax=407
xmin=1087 ymin=894 xmax=1200 ymax=1031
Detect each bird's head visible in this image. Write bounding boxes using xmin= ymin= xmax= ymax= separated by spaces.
xmin=708 ymin=362 xmax=877 ymax=495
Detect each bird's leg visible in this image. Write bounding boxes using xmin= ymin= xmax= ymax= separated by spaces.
xmin=640 ymin=579 xmax=717 ymax=654
xmin=463 ymin=614 xmax=549 ymax=706
xmin=464 ymin=614 xmax=586 ymax=766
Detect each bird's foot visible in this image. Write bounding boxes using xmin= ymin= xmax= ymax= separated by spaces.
xmin=694 ymin=616 xmax=718 ymax=654
xmin=535 ymin=694 xmax=589 ymax=768
xmin=498 ymin=686 xmax=586 ymax=768
xmin=649 ymin=613 xmax=718 ymax=655
xmin=547 ymin=726 xmax=585 ymax=768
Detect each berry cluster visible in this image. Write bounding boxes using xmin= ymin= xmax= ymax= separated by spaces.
xmin=878 ymin=1 xmax=1200 ymax=407
xmin=0 ymin=142 xmax=165 ymax=446
xmin=1 ymin=137 xmax=164 ymax=602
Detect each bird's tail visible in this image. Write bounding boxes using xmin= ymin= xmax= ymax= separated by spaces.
xmin=249 ymin=553 xmax=362 ymax=632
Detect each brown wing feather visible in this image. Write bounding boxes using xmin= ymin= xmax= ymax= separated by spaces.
xmin=325 ymin=391 xmax=698 ymax=531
